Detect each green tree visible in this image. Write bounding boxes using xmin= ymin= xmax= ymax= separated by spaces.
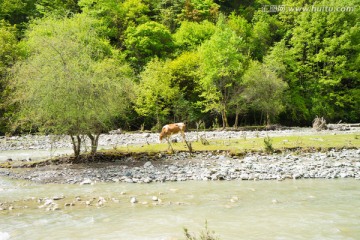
xmin=286 ymin=0 xmax=360 ymax=122
xmin=152 ymin=0 xmax=185 ymax=33
xmin=0 ymin=20 xmax=19 ymax=134
xmin=227 ymin=13 xmax=252 ymax=45
xmin=264 ymin=40 xmax=311 ymax=125
xmin=173 ymin=20 xmax=215 ymax=52
xmin=0 ymin=20 xmax=18 ymax=80
xmin=179 ymin=0 xmax=219 ymax=22
xmin=0 ymin=0 xmax=37 ymax=27
xmin=198 ymin=16 xmax=247 ymax=128
xmin=8 ymin=14 xmax=134 ymax=157
xmin=79 ymin=0 xmax=150 ymax=43
xmin=134 ymin=58 xmax=180 ymax=129
xmin=249 ymin=10 xmax=282 ymax=61
xmin=167 ymin=51 xmax=203 ymax=122
xmin=242 ymin=61 xmax=288 ymax=126
xmin=0 ymin=0 xmax=80 ymax=34
xmin=124 ymin=21 xmax=175 ymax=71
xmin=35 ymin=0 xmax=81 ymax=16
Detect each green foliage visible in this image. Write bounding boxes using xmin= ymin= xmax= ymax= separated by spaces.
xmin=174 ymin=20 xmax=215 ymax=52
xmin=8 ymin=14 xmax=134 ymax=155
xmin=284 ymin=0 xmax=360 ymax=122
xmin=0 ymin=20 xmax=18 ymax=78
xmin=167 ymin=51 xmax=203 ymax=122
xmin=1 ymin=0 xmax=360 ymax=133
xmin=242 ymin=61 xmax=288 ymax=125
xmin=124 ymin=21 xmax=175 ymax=70
xmin=0 ymin=0 xmax=37 ymax=28
xmin=0 ymin=20 xmax=19 ymax=134
xmin=179 ymin=0 xmax=220 ymax=22
xmin=198 ymin=16 xmax=247 ymax=128
xmin=35 ymin=0 xmax=81 ymax=16
xmin=265 ymin=40 xmax=310 ymax=125
xmin=249 ymin=10 xmax=282 ymax=61
xmin=79 ymin=0 xmax=150 ymax=42
xmin=151 ymin=0 xmax=185 ymax=32
xmin=264 ymin=135 xmax=274 ymax=153
xmin=134 ymin=58 xmax=179 ymax=129
xmin=227 ymin=13 xmax=252 ymax=43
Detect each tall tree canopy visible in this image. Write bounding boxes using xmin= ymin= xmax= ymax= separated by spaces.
xmin=134 ymin=58 xmax=180 ymax=129
xmin=1 ymin=0 xmax=359 ymax=137
xmin=0 ymin=20 xmax=19 ymax=133
xmin=242 ymin=61 xmax=288 ymax=125
xmin=284 ymin=0 xmax=360 ymax=122
xmin=8 ymin=14 xmax=134 ymax=157
xmin=198 ymin=17 xmax=248 ymax=128
xmin=124 ymin=21 xmax=175 ymax=70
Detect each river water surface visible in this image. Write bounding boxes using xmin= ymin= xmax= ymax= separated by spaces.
xmin=1 ymin=178 xmax=359 ymax=240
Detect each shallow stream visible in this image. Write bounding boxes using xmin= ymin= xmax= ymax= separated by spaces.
xmin=1 ymin=178 xmax=359 ymax=239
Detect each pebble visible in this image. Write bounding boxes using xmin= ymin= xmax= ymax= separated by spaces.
xmin=130 ymin=197 xmax=138 ymax=204
xmin=80 ymin=179 xmax=92 ymax=185
xmin=3 ymin=148 xmax=359 ymax=184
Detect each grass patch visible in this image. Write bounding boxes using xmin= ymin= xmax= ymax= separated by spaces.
xmin=112 ymin=133 xmax=360 ymax=155
xmin=2 ymin=133 xmax=358 ymax=168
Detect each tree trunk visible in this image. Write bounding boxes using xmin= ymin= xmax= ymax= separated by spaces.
xmin=156 ymin=112 xmax=161 ymax=131
xmin=87 ymin=133 xmax=100 ymax=155
xmin=221 ymin=110 xmax=229 ymax=129
xmin=70 ymin=135 xmax=81 ymax=158
xmin=266 ymin=112 xmax=271 ymax=126
xmin=234 ymin=108 xmax=239 ymax=129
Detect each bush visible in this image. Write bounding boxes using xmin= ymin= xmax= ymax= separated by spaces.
xmin=183 ymin=221 xmax=220 ymax=240
xmin=264 ymin=135 xmax=274 ymax=153
xmin=312 ymin=116 xmax=327 ymax=131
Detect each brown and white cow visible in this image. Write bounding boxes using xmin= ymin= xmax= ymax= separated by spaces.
xmin=159 ymin=122 xmax=186 ymax=142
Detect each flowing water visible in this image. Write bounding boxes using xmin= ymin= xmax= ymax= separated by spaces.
xmin=0 ymin=178 xmax=359 ymax=240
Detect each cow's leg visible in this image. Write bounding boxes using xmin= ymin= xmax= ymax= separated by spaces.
xmin=166 ymin=137 xmax=174 ymax=153
xmin=181 ymin=131 xmax=186 ymax=142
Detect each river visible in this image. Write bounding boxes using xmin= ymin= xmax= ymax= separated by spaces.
xmin=1 ymin=178 xmax=359 ymax=240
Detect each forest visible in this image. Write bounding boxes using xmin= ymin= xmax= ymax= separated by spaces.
xmin=0 ymin=0 xmax=359 ymax=136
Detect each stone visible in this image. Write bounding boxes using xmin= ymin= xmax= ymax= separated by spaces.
xmin=293 ymin=173 xmax=302 ymax=179
xmin=53 ymin=196 xmax=64 ymax=200
xmin=144 ymin=161 xmax=153 ymax=168
xmin=143 ymin=177 xmax=152 ymax=183
xmin=80 ymin=179 xmax=92 ymax=185
xmin=44 ymin=199 xmax=53 ymax=206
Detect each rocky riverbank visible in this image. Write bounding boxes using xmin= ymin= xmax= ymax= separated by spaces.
xmin=1 ymin=148 xmax=359 ymax=184
xmin=1 ymin=128 xmax=359 ymax=184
